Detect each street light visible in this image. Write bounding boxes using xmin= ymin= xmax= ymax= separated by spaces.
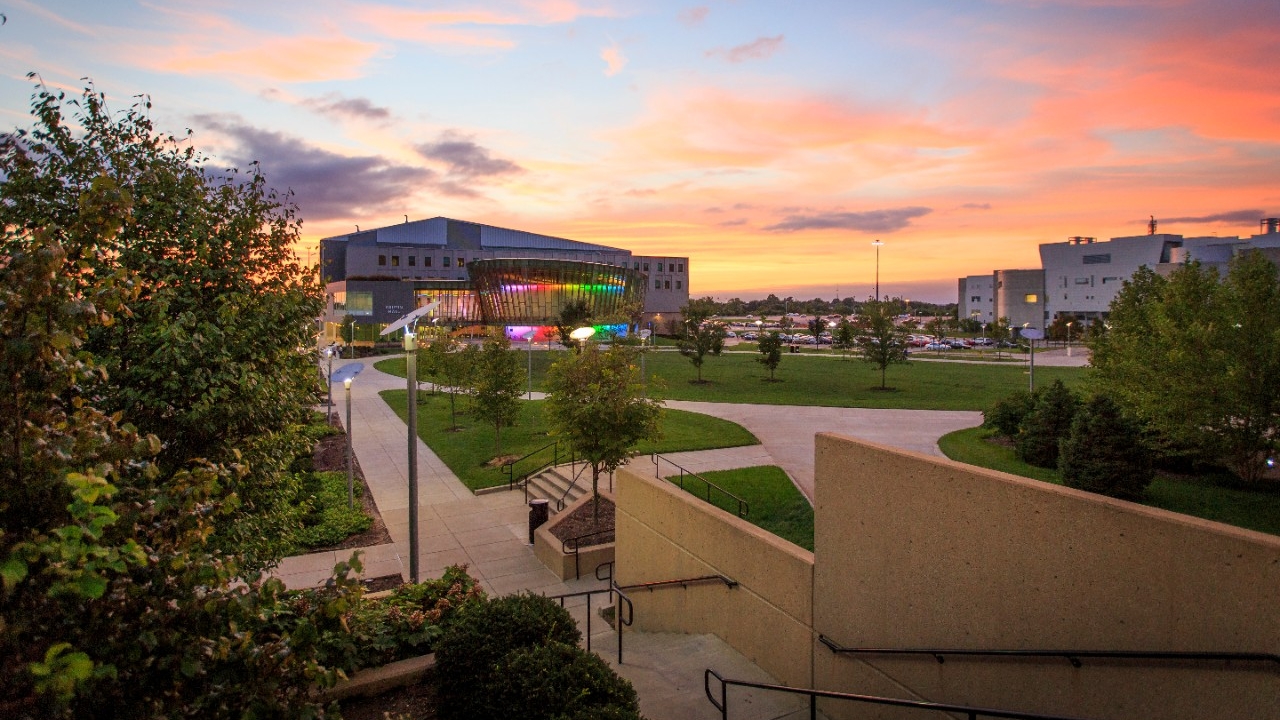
xmin=348 ymin=319 xmax=356 ymax=359
xmin=570 ymin=325 xmax=595 ymax=352
xmin=404 ymin=329 xmax=420 ymax=584
xmin=872 ymin=239 xmax=885 ymax=301
xmin=344 ymin=377 xmax=354 ymax=509
xmin=325 ymin=347 xmax=335 ymax=417
xmin=522 ymin=330 xmax=536 ymax=400
xmin=1066 ymin=321 xmax=1075 ymax=357
xmin=638 ymin=328 xmax=652 ymax=397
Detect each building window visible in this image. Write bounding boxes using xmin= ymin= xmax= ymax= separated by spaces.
xmin=675 ymin=280 xmax=682 ymax=289
xmin=634 ymin=262 xmax=640 ymax=270
xmin=347 ymin=291 xmax=374 ymax=316
xmin=1075 ymin=278 xmax=1091 ymax=285
xmin=1083 ymin=253 xmax=1112 ymax=265
xmin=664 ymin=280 xmax=671 ymax=290
xmin=425 ymin=256 xmax=432 ymax=268
xmin=678 ymin=263 xmax=684 ymax=272
xmin=444 ymin=257 xmax=452 ymax=267
xmin=1024 ymin=293 xmax=1038 ymax=303
xmin=1102 ymin=276 xmax=1119 ymax=284
xmin=970 ymin=296 xmax=982 ymax=303
xmin=408 ymin=256 xmax=416 ymax=267
xmin=658 ymin=262 xmax=664 ymax=272
xmin=458 ymin=257 xmax=465 ymax=268
xmin=655 ymin=279 xmax=661 ymax=290
xmin=643 ymin=262 xmax=649 ymax=271
xmin=391 ymin=255 xmax=400 ymax=267
xmin=378 ymin=255 xmax=386 ymax=266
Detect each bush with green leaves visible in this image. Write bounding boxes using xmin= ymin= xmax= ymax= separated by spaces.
xmin=983 ymin=389 xmax=1038 ymax=439
xmin=489 ymin=642 xmax=642 ymax=720
xmin=434 ymin=593 xmax=583 ymax=720
xmin=1060 ymin=395 xmax=1154 ymax=500
xmin=1016 ymin=380 xmax=1080 ymax=468
xmin=293 ymin=471 xmax=374 ymax=549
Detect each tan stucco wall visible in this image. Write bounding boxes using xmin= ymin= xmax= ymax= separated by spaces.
xmin=813 ymin=433 xmax=1280 ymax=720
xmin=614 ymin=467 xmax=815 ymax=687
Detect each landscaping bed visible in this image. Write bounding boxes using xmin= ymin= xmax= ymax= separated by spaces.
xmin=304 ymin=411 xmax=392 ymax=551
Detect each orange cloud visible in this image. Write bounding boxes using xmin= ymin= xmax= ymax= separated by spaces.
xmin=142 ymin=34 xmax=380 ymax=82
xmin=601 ymin=42 xmax=627 ymax=76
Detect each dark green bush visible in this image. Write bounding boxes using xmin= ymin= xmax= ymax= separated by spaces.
xmin=488 ymin=642 xmax=641 ymax=720
xmin=983 ymin=389 xmax=1038 ymax=438
xmin=1060 ymin=394 xmax=1154 ymax=500
xmin=435 ymin=593 xmax=582 ymax=720
xmin=293 ymin=471 xmax=372 ymax=549
xmin=1016 ymin=380 xmax=1080 ymax=468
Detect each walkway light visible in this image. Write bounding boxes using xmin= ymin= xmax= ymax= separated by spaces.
xmin=344 ymin=377 xmax=354 ymax=508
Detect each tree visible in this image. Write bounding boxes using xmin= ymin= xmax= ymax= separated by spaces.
xmin=435 ymin=340 xmax=479 ymax=430
xmin=757 ymin=331 xmax=783 ymax=381
xmin=676 ymin=297 xmax=726 ymax=383
xmin=1016 ymin=379 xmax=1080 ymax=468
xmin=0 ymin=84 xmax=359 ymax=718
xmin=983 ymin=389 xmax=1038 ymax=439
xmin=859 ymin=300 xmax=909 ymax=390
xmin=1060 ymin=394 xmax=1154 ymax=500
xmin=832 ymin=318 xmax=857 ymax=359
xmin=1092 ymin=254 xmax=1280 ymax=482
xmin=989 ymin=317 xmax=1012 ymax=358
xmin=473 ymin=333 xmax=524 ymax=456
xmin=807 ymin=317 xmax=826 ymax=345
xmin=554 ymin=299 xmax=592 ymax=351
xmin=925 ymin=316 xmax=950 ymax=346
xmin=0 ymin=81 xmax=322 ymax=571
xmin=543 ymin=343 xmax=662 ymax=522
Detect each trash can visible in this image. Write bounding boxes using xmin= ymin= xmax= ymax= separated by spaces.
xmin=528 ymin=499 xmax=550 ymax=544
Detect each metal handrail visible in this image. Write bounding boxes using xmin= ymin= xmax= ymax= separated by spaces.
xmin=555 ymin=460 xmax=592 ymax=511
xmin=619 ymin=574 xmax=738 ymax=592
xmin=703 ymin=668 xmax=1098 ymax=720
xmin=546 ymin=580 xmax=634 ymax=664
xmin=502 ymin=440 xmax=570 ymax=501
xmin=818 ymin=634 xmax=1280 ymax=669
xmin=561 ymin=528 xmax=616 ymax=580
xmin=651 ymin=452 xmax=749 ymax=518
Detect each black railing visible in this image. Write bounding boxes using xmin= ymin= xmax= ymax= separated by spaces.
xmin=703 ymin=669 xmax=1098 ymax=720
xmin=619 ymin=574 xmax=738 ymax=592
xmin=651 ymin=452 xmax=749 ymax=518
xmin=547 ymin=569 xmax=633 ymax=665
xmin=818 ymin=634 xmax=1280 ymax=669
xmin=555 ymin=461 xmax=593 ymax=511
xmin=561 ymin=528 xmax=616 ymax=580
xmin=503 ymin=440 xmax=571 ymax=501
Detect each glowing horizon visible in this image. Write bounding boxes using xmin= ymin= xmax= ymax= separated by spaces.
xmin=3 ymin=1 xmax=1276 ymax=303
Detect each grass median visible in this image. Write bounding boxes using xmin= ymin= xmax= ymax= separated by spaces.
xmin=380 ymin=389 xmax=759 ymax=491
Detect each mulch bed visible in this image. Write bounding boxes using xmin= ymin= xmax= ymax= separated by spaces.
xmin=547 ymin=495 xmax=615 ymax=548
xmin=308 ymin=412 xmax=393 ymax=552
xmin=338 ymin=669 xmax=438 ymax=720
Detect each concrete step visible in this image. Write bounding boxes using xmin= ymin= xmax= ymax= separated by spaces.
xmin=527 ymin=465 xmax=590 ymax=512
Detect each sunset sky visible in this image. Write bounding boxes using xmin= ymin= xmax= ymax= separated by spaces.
xmin=2 ymin=0 xmax=1277 ymax=302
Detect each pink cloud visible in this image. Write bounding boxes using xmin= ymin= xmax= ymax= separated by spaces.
xmin=707 ymin=35 xmax=785 ymax=63
xmin=601 ymin=42 xmax=627 ymax=76
xmin=140 ymin=34 xmax=380 ymax=83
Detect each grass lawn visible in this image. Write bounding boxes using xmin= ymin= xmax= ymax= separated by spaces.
xmin=375 ymin=352 xmax=1087 ymax=412
xmin=379 ymin=389 xmax=759 ymax=491
xmin=939 ymin=426 xmax=1280 ymax=536
xmin=665 ymin=465 xmax=814 ymax=551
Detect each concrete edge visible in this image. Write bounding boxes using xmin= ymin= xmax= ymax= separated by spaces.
xmin=319 ymin=653 xmax=436 ymax=702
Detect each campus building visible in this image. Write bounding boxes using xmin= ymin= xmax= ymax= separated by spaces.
xmin=959 ymin=218 xmax=1280 ymax=332
xmin=319 ymin=217 xmax=690 ymax=342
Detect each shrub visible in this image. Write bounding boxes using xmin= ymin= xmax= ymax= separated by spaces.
xmin=435 ymin=593 xmax=582 ymax=720
xmin=1016 ymin=380 xmax=1080 ymax=468
xmin=293 ymin=471 xmax=373 ymax=549
xmin=488 ymin=642 xmax=641 ymax=720
xmin=983 ymin=389 xmax=1037 ymax=438
xmin=1060 ymin=394 xmax=1154 ymax=500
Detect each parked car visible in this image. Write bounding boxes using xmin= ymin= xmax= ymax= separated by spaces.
xmin=972 ymin=337 xmax=994 ymax=346
xmin=924 ymin=342 xmax=951 ymax=351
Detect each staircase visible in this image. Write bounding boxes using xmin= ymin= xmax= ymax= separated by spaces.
xmin=525 ymin=464 xmax=588 ymax=513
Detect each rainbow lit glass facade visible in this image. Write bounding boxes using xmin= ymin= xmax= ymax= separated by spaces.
xmin=468 ymin=258 xmax=646 ymax=326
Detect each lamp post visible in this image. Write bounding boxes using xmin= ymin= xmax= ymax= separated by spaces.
xmin=348 ymin=319 xmax=356 ymax=359
xmin=522 ymin=330 xmax=536 ymax=400
xmin=1066 ymin=321 xmax=1075 ymax=357
xmin=570 ymin=325 xmax=596 ymax=352
xmin=405 ymin=329 xmax=420 ymax=584
xmin=638 ymin=328 xmax=652 ymax=398
xmin=344 ymin=377 xmax=354 ymax=508
xmin=325 ymin=347 xmax=334 ymax=418
xmin=872 ymin=239 xmax=884 ymax=301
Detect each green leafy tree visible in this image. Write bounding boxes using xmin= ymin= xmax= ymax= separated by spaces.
xmin=757 ymin=331 xmax=783 ymax=381
xmin=860 ymin=300 xmax=909 ymax=390
xmin=983 ymin=389 xmax=1038 ymax=439
xmin=0 ymin=81 xmax=322 ymax=571
xmin=832 ymin=318 xmax=857 ymax=359
xmin=0 ymin=93 xmax=360 ymax=717
xmin=543 ymin=344 xmax=662 ymax=522
xmin=989 ymin=317 xmax=1012 ymax=358
xmin=473 ymin=333 xmax=524 ymax=456
xmin=1060 ymin=394 xmax=1154 ymax=500
xmin=1016 ymin=379 xmax=1080 ymax=468
xmin=807 ymin=317 xmax=826 ymax=345
xmin=436 ymin=340 xmax=479 ymax=430
xmin=925 ymin=316 xmax=949 ymax=345
xmin=677 ymin=297 xmax=726 ymax=383
xmin=1092 ymin=254 xmax=1280 ymax=482
xmin=555 ymin=298 xmax=592 ymax=351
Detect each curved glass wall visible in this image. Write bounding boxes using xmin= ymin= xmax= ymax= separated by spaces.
xmin=468 ymin=258 xmax=646 ymax=325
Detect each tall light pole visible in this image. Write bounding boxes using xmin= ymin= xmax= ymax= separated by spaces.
xmin=344 ymin=377 xmax=354 ymax=508
xmin=1066 ymin=321 xmax=1075 ymax=357
xmin=348 ymin=319 xmax=356 ymax=359
xmin=522 ymin=331 xmax=535 ymax=400
xmin=872 ymin=239 xmax=884 ymax=301
xmin=405 ymin=329 xmax=420 ymax=584
xmin=325 ymin=347 xmax=334 ymax=418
